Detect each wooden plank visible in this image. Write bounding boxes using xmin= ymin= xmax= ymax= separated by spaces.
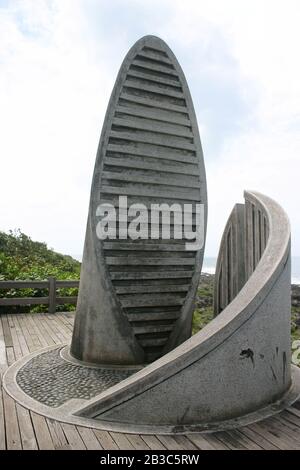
xmin=175 ymin=435 xmax=198 ymax=450
xmin=272 ymin=416 xmax=300 ymax=446
xmin=61 ymin=423 xmax=86 ymax=450
xmin=281 ymin=409 xmax=300 ymax=428
xmin=124 ymin=434 xmax=150 ymax=450
xmin=17 ymin=314 xmax=39 ymax=352
xmin=196 ymin=433 xmax=230 ymax=450
xmin=225 ymin=429 xmax=262 ymax=450
xmin=0 ymin=280 xmax=47 ymax=289
xmin=44 ymin=314 xmax=69 ymax=343
xmin=48 ymin=277 xmax=56 ymax=313
xmin=292 ymin=401 xmax=300 ymax=411
xmin=6 ymin=315 xmax=22 ymax=361
xmin=37 ymin=314 xmax=64 ymax=344
xmin=140 ymin=434 xmax=166 ymax=450
xmin=54 ymin=313 xmax=74 ymax=335
xmin=56 ymin=280 xmax=79 ymax=288
xmin=0 ymin=297 xmax=49 ymax=306
xmin=0 ymin=317 xmax=8 ymax=371
xmin=156 ymin=434 xmax=184 ymax=450
xmin=16 ymin=404 xmax=38 ymax=450
xmin=109 ymin=431 xmax=135 ymax=450
xmin=29 ymin=314 xmax=55 ymax=346
xmin=31 ymin=412 xmax=55 ymax=450
xmin=47 ymin=312 xmax=71 ymax=338
xmin=0 ymin=376 xmax=6 ymax=450
xmin=266 ymin=417 xmax=300 ymax=449
xmin=12 ymin=315 xmax=30 ymax=356
xmin=248 ymin=421 xmax=296 ymax=450
xmin=6 ymin=347 xmax=15 ymax=366
xmin=3 ymin=390 xmax=22 ymax=450
xmin=213 ymin=431 xmax=246 ymax=450
xmin=56 ymin=296 xmax=77 ymax=305
xmin=47 ymin=418 xmax=71 ymax=450
xmin=188 ymin=433 xmax=220 ymax=450
xmin=238 ymin=425 xmax=278 ymax=450
xmin=1 ymin=316 xmax=13 ymax=348
xmin=93 ymin=429 xmax=119 ymax=450
xmin=26 ymin=315 xmax=49 ymax=348
xmin=76 ymin=426 xmax=103 ymax=450
xmin=287 ymin=406 xmax=300 ymax=418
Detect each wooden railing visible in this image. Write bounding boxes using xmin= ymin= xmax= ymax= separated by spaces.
xmin=0 ymin=277 xmax=79 ymax=313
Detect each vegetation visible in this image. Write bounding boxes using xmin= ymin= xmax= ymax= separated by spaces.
xmin=0 ymin=230 xmax=80 ymax=313
xmin=292 ymin=306 xmax=300 ymax=341
xmin=192 ymin=275 xmax=214 ymax=335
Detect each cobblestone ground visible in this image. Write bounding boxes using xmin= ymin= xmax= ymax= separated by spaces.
xmin=16 ymin=348 xmax=136 ymax=407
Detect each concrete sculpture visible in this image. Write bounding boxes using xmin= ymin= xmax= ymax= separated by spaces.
xmin=70 ymin=35 xmax=207 ymax=365
xmin=3 ymin=35 xmax=300 ymax=435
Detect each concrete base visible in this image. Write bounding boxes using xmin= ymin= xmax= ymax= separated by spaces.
xmin=61 ymin=346 xmax=144 ymax=371
xmin=3 ymin=345 xmax=300 ymax=435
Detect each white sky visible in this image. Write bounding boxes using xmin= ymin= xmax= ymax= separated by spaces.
xmin=1 ymin=0 xmax=300 ymax=257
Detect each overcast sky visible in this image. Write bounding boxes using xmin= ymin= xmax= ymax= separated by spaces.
xmin=1 ymin=0 xmax=300 ymax=258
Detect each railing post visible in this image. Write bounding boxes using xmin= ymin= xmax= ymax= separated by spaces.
xmin=48 ymin=277 xmax=56 ymax=313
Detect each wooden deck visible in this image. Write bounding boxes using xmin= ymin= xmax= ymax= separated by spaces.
xmin=0 ymin=312 xmax=300 ymax=450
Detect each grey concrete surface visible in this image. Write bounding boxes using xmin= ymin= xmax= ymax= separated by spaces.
xmin=70 ymin=35 xmax=207 ymax=365
xmin=73 ymin=191 xmax=299 ymax=431
xmin=214 ymin=203 xmax=246 ymax=315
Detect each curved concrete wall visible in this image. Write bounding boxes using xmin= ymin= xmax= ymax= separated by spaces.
xmin=74 ymin=191 xmax=296 ymax=431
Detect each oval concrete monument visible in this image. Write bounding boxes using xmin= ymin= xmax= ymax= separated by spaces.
xmin=70 ymin=35 xmax=207 ymax=365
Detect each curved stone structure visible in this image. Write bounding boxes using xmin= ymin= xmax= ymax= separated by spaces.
xmin=71 ymin=191 xmax=300 ymax=432
xmin=71 ymin=36 xmax=207 ymax=365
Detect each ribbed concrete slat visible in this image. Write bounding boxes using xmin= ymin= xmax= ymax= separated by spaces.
xmin=101 ymin=170 xmax=200 ymax=188
xmin=136 ymin=50 xmax=173 ymax=65
xmin=109 ymin=130 xmax=194 ymax=151
xmin=131 ymin=59 xmax=179 ymax=76
xmin=115 ymin=104 xmax=190 ymax=126
xmin=120 ymin=92 xmax=188 ymax=112
xmin=123 ymin=80 xmax=185 ymax=99
xmin=103 ymin=156 xmax=199 ymax=176
xmin=126 ymin=70 xmax=181 ymax=88
xmin=107 ymin=143 xmax=197 ymax=164
xmin=99 ymin=185 xmax=200 ymax=202
xmin=112 ymin=116 xmax=193 ymax=138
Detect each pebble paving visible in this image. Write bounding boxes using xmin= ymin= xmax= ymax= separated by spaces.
xmin=16 ymin=348 xmax=136 ymax=407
